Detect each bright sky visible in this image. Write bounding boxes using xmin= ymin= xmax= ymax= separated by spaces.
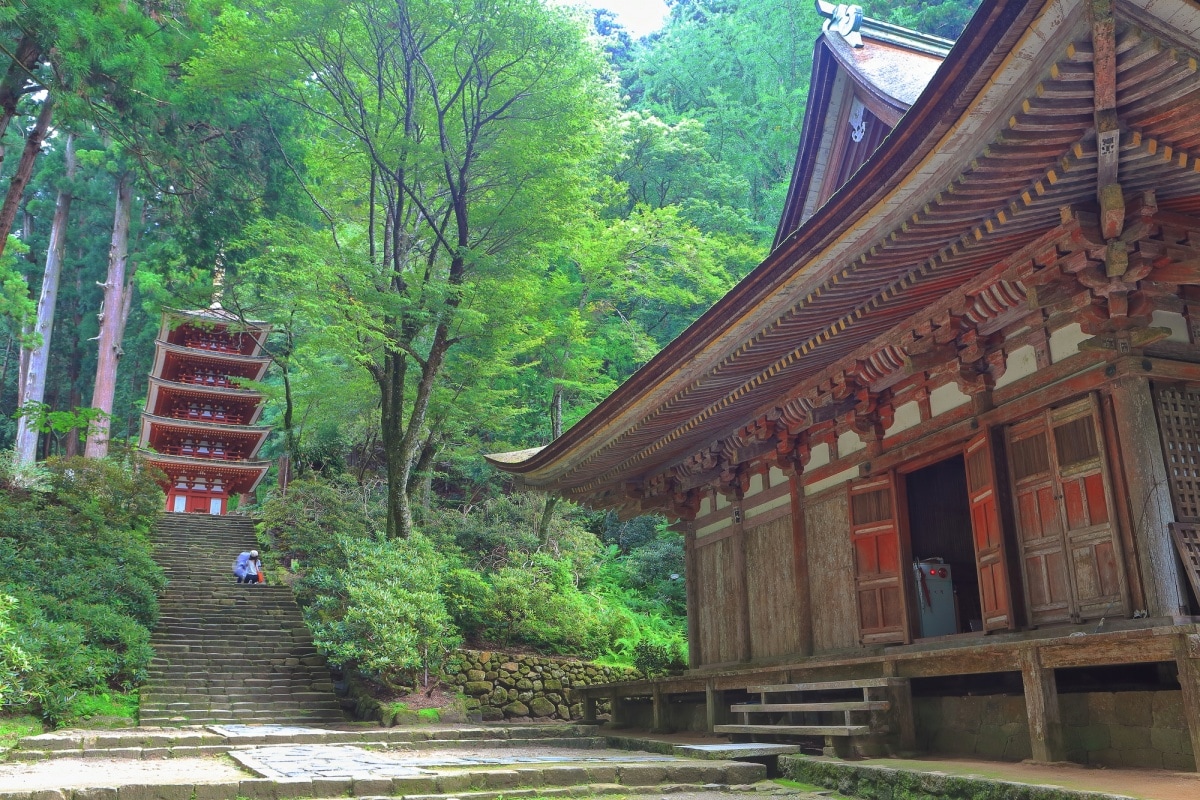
xmin=568 ymin=0 xmax=671 ymax=38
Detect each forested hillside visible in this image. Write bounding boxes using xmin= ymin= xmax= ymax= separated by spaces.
xmin=0 ymin=0 xmax=979 ymax=706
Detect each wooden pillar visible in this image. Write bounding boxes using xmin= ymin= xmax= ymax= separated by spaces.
xmin=789 ymin=474 xmax=814 ymax=656
xmin=684 ymin=527 xmax=701 ymax=669
xmin=881 ymin=663 xmax=916 ymax=754
xmin=1174 ymin=634 xmax=1200 ymax=770
xmin=1109 ymin=376 xmax=1188 ymax=617
xmin=730 ymin=500 xmax=752 ymax=662
xmin=1021 ymin=647 xmax=1065 ymax=763
xmin=651 ymin=685 xmax=668 ymax=733
xmin=705 ymin=680 xmax=722 ymax=733
xmin=582 ymin=692 xmax=597 ymax=723
xmin=610 ymin=693 xmax=626 ymax=728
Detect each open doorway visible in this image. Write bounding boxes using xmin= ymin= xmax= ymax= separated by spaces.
xmin=904 ymin=455 xmax=982 ymax=636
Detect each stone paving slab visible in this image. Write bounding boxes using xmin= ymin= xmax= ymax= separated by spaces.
xmin=229 ymin=744 xmax=703 ymax=780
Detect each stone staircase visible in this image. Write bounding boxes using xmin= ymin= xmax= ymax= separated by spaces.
xmin=140 ymin=513 xmax=344 ymax=726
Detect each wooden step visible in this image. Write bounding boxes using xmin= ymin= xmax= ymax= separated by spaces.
xmin=730 ymin=700 xmax=890 ymax=714
xmin=745 ymin=678 xmax=901 ymax=694
xmin=714 ymin=724 xmax=877 ymax=737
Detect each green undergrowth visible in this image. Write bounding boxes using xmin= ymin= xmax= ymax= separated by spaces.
xmin=773 ymin=777 xmax=852 ymax=797
xmin=0 ymin=455 xmax=166 ymax=725
xmin=0 ymin=715 xmax=43 ymax=750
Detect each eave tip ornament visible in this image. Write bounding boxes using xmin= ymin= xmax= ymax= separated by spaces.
xmin=815 ymin=0 xmax=864 ymax=47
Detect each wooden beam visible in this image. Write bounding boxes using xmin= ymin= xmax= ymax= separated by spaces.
xmin=1021 ymin=648 xmax=1065 ymax=763
xmin=730 ymin=502 xmax=753 ymax=663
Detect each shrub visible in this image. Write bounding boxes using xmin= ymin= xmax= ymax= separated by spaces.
xmin=0 ymin=456 xmax=165 ymax=722
xmin=304 ymin=534 xmax=461 ymax=686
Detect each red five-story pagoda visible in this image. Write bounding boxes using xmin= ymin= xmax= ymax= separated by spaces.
xmin=139 ymin=306 xmax=272 ymax=514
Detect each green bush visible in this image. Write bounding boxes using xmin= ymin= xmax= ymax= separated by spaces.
xmin=304 ymin=534 xmax=460 ymax=686
xmin=0 ymin=456 xmax=165 ymax=722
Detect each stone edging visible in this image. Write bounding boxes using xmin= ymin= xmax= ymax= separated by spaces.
xmin=779 ymin=754 xmax=1139 ymax=800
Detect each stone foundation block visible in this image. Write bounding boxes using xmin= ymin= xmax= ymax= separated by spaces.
xmin=191 ymin=783 xmax=240 ymax=800
xmin=480 ymin=769 xmax=521 ymax=789
xmin=722 ymin=762 xmax=767 ymax=783
xmin=73 ymin=789 xmax=118 ymax=800
xmin=29 ymin=792 xmax=66 ymax=800
xmin=117 ymin=785 xmax=193 ymax=800
xmin=617 ymin=765 xmax=667 ymax=786
xmin=665 ymin=764 xmax=723 ymax=784
xmin=308 ymin=779 xmax=351 ymax=799
xmin=584 ymin=766 xmax=618 ymax=784
xmin=389 ymin=776 xmax=438 ymax=795
xmin=273 ymin=778 xmax=313 ymax=799
xmin=434 ymin=773 xmax=473 ymax=794
xmin=237 ymin=779 xmax=279 ymax=800
xmin=349 ymin=778 xmax=390 ymax=796
xmin=541 ymin=767 xmax=588 ymax=786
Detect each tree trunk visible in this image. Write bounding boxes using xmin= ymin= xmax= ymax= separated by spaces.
xmin=15 ymin=135 xmax=75 ymax=466
xmin=0 ymin=36 xmax=41 ymax=170
xmin=84 ymin=170 xmax=134 ymax=458
xmin=64 ymin=267 xmax=84 ymax=456
xmin=534 ymin=383 xmax=565 ymax=541
xmin=0 ymin=98 xmax=53 ymax=260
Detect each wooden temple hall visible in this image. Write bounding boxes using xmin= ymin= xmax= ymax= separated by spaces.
xmin=139 ymin=307 xmax=272 ymax=514
xmin=489 ymin=0 xmax=1200 ymax=771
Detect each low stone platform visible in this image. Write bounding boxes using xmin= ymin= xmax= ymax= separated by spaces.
xmin=6 ymin=723 xmax=601 ymax=762
xmin=674 ymin=744 xmax=803 ymax=760
xmin=0 ymin=724 xmax=768 ymax=799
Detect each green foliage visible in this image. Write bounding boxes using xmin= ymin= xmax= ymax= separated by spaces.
xmin=859 ymin=0 xmax=982 ymax=39
xmin=258 ymin=475 xmax=687 ymax=670
xmin=0 ymin=595 xmax=43 ymax=709
xmin=0 ymin=457 xmax=165 ymax=722
xmin=304 ymin=534 xmax=461 ymax=686
xmin=0 ymin=714 xmax=43 ymax=750
xmin=632 ymin=639 xmax=687 ymax=678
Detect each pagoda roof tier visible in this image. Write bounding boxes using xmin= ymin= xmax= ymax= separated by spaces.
xmin=145 ymin=376 xmax=267 ymax=424
xmin=151 ymin=340 xmax=271 ymax=384
xmin=158 ymin=306 xmax=270 ymax=358
xmin=141 ymin=452 xmax=270 ymax=494
xmin=138 ymin=413 xmax=271 ymax=455
xmin=487 ymin=0 xmax=1200 ymax=512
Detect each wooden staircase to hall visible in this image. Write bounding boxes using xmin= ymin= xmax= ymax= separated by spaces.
xmin=714 ymin=678 xmax=913 ymax=756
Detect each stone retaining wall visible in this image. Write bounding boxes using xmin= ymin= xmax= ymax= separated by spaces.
xmin=442 ymin=650 xmax=640 ymax=722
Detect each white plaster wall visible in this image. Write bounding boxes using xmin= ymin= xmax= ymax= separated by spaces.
xmin=698 ymin=497 xmax=712 ymax=519
xmin=1049 ymin=323 xmax=1089 ymax=363
xmin=885 ymin=400 xmax=922 ymax=436
xmin=746 ymin=472 xmax=765 ymax=498
xmin=1152 ymin=310 xmax=1190 ymax=343
xmin=994 ymin=344 xmax=1037 ymax=389
xmin=930 ymin=382 xmax=971 ymax=414
xmin=697 ymin=516 xmax=732 ymax=539
xmin=838 ymin=430 xmax=866 ymax=457
xmin=768 ymin=466 xmax=787 ymax=488
xmin=804 ymin=465 xmax=860 ymax=497
xmin=808 ymin=442 xmax=831 ymax=470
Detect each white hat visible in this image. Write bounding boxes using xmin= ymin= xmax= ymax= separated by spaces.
xmin=250 ymin=550 xmax=259 ymax=557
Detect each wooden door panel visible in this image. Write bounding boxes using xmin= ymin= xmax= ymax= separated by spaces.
xmin=1008 ymin=417 xmax=1072 ymax=624
xmin=965 ymin=432 xmax=1015 ymax=631
xmin=1050 ymin=397 xmax=1126 ymax=619
xmin=849 ymin=475 xmax=908 ymax=644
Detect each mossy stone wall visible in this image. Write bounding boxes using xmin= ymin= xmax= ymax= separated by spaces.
xmin=442 ymin=650 xmax=639 ymax=722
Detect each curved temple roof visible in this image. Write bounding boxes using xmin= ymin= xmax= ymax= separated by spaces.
xmin=488 ymin=0 xmax=1200 ymax=514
